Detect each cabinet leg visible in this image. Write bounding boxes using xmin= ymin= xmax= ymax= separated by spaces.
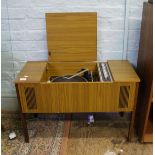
xmin=127 ymin=111 xmax=135 ymax=141
xmin=34 ymin=113 xmax=38 ymax=118
xmin=20 ymin=113 xmax=29 ymax=143
xmin=128 ymin=83 xmax=139 ymax=142
xmin=15 ymin=84 xmax=29 ymax=143
xmin=119 ymin=112 xmax=124 ymax=117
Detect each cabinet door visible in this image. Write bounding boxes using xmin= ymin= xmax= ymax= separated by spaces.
xmin=18 ymin=83 xmax=42 ymax=113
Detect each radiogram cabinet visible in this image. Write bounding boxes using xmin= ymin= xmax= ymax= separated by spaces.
xmin=15 ymin=61 xmax=139 ymax=113
xmin=14 ymin=13 xmax=140 ymax=142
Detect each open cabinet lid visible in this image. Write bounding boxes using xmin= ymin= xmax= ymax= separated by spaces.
xmin=46 ymin=12 xmax=97 ymax=62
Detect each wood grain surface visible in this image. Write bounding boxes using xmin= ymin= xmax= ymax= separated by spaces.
xmin=14 ymin=61 xmax=47 ymax=83
xmin=40 ymin=82 xmax=118 ymax=113
xmin=108 ymin=60 xmax=140 ymax=82
xmin=18 ymin=81 xmax=137 ymax=113
xmin=46 ymin=13 xmax=97 ymax=62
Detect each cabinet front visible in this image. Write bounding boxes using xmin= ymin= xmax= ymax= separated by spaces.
xmin=40 ymin=82 xmax=118 ymax=113
xmin=18 ymin=82 xmax=137 ymax=113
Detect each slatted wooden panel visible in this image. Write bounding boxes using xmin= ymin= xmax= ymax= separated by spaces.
xmin=24 ymin=87 xmax=37 ymax=110
xmin=46 ymin=12 xmax=97 ymax=62
xmin=119 ymin=86 xmax=130 ymax=108
xmin=18 ymin=83 xmax=43 ymax=113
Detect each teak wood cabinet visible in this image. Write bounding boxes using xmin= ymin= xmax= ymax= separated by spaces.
xmin=136 ymin=2 xmax=153 ymax=143
xmin=14 ymin=13 xmax=140 ymax=143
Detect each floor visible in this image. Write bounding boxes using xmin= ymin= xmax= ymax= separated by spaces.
xmin=1 ymin=113 xmax=153 ymax=155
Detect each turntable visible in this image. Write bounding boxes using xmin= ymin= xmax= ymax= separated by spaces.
xmin=14 ymin=13 xmax=140 ymax=142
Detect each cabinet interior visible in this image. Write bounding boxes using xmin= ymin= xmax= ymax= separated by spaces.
xmin=41 ymin=62 xmax=101 ymax=82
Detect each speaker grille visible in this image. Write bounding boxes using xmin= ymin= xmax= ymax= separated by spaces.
xmin=119 ymin=86 xmax=130 ymax=108
xmin=24 ymin=87 xmax=37 ymax=110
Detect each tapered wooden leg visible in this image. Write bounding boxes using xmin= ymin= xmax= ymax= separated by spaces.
xmin=127 ymin=111 xmax=135 ymax=141
xmin=15 ymin=84 xmax=29 ymax=143
xmin=119 ymin=112 xmax=124 ymax=117
xmin=127 ymin=83 xmax=139 ymax=142
xmin=20 ymin=113 xmax=29 ymax=143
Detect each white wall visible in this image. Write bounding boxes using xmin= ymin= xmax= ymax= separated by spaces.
xmin=1 ymin=0 xmax=147 ymax=110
